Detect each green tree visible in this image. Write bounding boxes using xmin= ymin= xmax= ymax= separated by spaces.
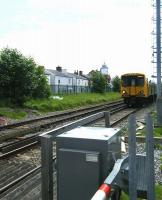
xmin=111 ymin=76 xmax=121 ymax=92
xmin=90 ymin=70 xmax=106 ymax=93
xmin=0 ymin=47 xmax=51 ymax=105
xmin=32 ymin=65 xmax=51 ymax=98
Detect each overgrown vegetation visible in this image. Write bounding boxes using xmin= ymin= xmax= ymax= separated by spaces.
xmin=121 ymin=185 xmax=162 ymax=200
xmin=24 ymin=92 xmax=121 ymax=112
xmin=0 ymin=47 xmax=51 ymax=105
xmin=160 ymin=154 xmax=162 ymax=172
xmin=136 ymin=108 xmax=162 ymax=138
xmin=155 ymin=144 xmax=162 ymax=150
xmin=137 ymin=127 xmax=162 ymax=137
xmin=0 ymin=92 xmax=121 ymax=119
xmin=0 ymin=107 xmax=27 ymax=119
xmin=154 ymin=127 xmax=162 ymax=137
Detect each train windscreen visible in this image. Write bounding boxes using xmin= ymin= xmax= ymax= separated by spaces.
xmin=121 ymin=75 xmax=144 ymax=87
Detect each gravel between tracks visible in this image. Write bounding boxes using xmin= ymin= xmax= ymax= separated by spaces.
xmin=121 ymin=103 xmax=162 ymax=185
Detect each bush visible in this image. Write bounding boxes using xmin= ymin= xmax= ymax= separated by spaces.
xmin=90 ymin=71 xmax=107 ymax=93
xmin=0 ymin=48 xmax=51 ymax=105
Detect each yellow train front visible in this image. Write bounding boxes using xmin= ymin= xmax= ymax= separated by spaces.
xmin=121 ymin=73 xmax=156 ymax=106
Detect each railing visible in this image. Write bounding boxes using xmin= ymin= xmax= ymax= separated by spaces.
xmin=50 ymin=85 xmax=90 ymax=94
xmin=91 ymin=113 xmax=155 ymax=200
xmin=39 ymin=111 xmax=110 ymax=200
xmin=50 ymin=85 xmax=112 ymax=94
xmin=40 ymin=112 xmax=155 ymax=200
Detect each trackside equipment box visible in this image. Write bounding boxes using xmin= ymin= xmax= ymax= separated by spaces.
xmin=56 ymin=126 xmax=121 ymax=200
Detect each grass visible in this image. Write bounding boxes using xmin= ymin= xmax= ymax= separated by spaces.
xmin=136 ymin=108 xmax=162 ymax=138
xmin=0 ymin=92 xmax=121 ymax=120
xmin=160 ymin=154 xmax=162 ymax=172
xmin=120 ymin=185 xmax=162 ymax=200
xmin=137 ymin=127 xmax=162 ymax=138
xmin=135 ymin=108 xmax=162 ymax=138
xmin=24 ymin=92 xmax=121 ymax=112
xmin=154 ymin=127 xmax=162 ymax=137
xmin=160 ymin=165 xmax=162 ymax=171
xmin=154 ymin=144 xmax=162 ymax=150
xmin=0 ymin=107 xmax=27 ymax=119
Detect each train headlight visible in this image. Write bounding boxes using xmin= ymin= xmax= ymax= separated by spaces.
xmin=122 ymin=90 xmax=126 ymax=94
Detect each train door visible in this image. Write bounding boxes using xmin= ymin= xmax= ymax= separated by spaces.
xmin=129 ymin=78 xmax=136 ymax=95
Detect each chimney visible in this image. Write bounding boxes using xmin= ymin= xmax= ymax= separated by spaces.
xmin=56 ymin=66 xmax=62 ymax=72
xmin=74 ymin=70 xmax=78 ymax=75
xmin=79 ymin=71 xmax=83 ymax=76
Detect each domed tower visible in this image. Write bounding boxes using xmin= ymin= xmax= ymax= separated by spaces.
xmin=100 ymin=62 xmax=108 ymax=75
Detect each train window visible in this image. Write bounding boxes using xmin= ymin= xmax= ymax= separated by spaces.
xmin=121 ymin=77 xmax=130 ymax=86
xmin=121 ymin=76 xmax=144 ymax=87
xmin=136 ymin=77 xmax=144 ymax=86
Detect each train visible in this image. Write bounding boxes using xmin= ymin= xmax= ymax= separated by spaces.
xmin=120 ymin=73 xmax=156 ymax=106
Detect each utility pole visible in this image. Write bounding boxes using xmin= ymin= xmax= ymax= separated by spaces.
xmin=152 ymin=0 xmax=162 ymax=126
xmin=156 ymin=0 xmax=161 ymax=96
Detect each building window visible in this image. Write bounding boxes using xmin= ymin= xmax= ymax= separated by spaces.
xmin=69 ymin=79 xmax=71 ymax=84
xmin=58 ymin=80 xmax=60 ymax=84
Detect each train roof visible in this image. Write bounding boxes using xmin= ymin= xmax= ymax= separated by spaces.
xmin=121 ymin=73 xmax=145 ymax=77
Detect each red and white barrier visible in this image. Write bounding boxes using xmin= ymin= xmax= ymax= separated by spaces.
xmin=91 ymin=184 xmax=111 ymax=200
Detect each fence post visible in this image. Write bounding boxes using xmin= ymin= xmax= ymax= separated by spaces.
xmin=41 ymin=135 xmax=53 ymax=200
xmin=145 ymin=114 xmax=155 ymax=200
xmin=104 ymin=111 xmax=110 ymax=127
xmin=128 ymin=114 xmax=137 ymax=200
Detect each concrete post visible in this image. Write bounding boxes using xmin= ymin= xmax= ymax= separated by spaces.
xmin=128 ymin=114 xmax=137 ymax=200
xmin=104 ymin=111 xmax=110 ymax=127
xmin=145 ymin=114 xmax=155 ymax=200
xmin=41 ymin=135 xmax=53 ymax=200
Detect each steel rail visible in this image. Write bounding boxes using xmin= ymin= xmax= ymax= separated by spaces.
xmin=1 ymin=107 xmax=162 ymax=197
xmin=0 ymin=166 xmax=41 ymax=194
xmin=0 ymin=100 xmax=123 ymax=131
xmin=0 ymin=103 xmax=126 ymax=155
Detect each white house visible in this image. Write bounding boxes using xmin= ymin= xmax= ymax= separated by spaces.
xmin=45 ymin=67 xmax=89 ymax=93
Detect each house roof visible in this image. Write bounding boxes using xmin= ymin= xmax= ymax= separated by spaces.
xmin=81 ymin=74 xmax=90 ymax=79
xmin=45 ymin=69 xmax=53 ymax=75
xmin=46 ymin=69 xmax=88 ymax=80
xmin=68 ymin=72 xmax=87 ymax=80
xmin=47 ymin=69 xmax=73 ymax=78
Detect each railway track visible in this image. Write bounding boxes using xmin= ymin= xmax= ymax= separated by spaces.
xmin=0 ymin=104 xmax=161 ymax=200
xmin=0 ymin=106 xmax=140 ymax=199
xmin=0 ymin=100 xmax=124 ymax=131
xmin=0 ymin=100 xmax=126 ymax=155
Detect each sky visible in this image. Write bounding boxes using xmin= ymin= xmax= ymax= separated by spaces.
xmin=0 ymin=0 xmax=154 ymax=79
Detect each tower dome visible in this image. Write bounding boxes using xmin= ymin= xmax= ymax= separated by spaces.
xmin=100 ymin=62 xmax=108 ymax=75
